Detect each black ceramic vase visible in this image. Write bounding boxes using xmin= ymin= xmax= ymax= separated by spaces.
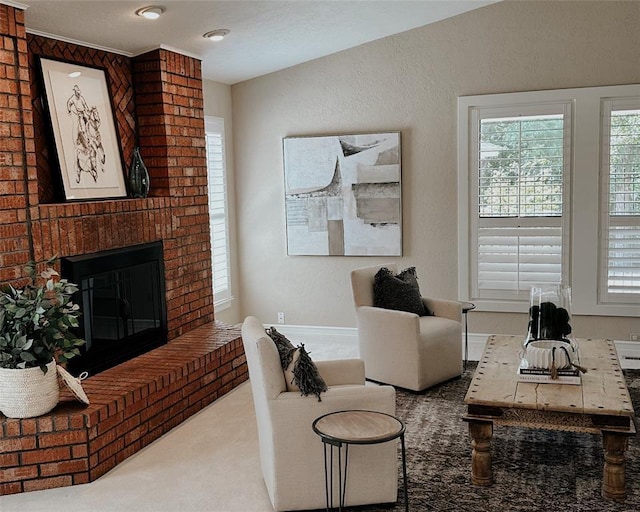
xmin=128 ymin=147 xmax=150 ymax=198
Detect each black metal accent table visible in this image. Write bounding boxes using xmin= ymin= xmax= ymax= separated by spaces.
xmin=312 ymin=410 xmax=408 ymax=512
xmin=461 ymin=302 xmax=476 ymax=370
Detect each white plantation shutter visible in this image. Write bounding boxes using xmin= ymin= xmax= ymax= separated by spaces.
xmin=477 ymin=224 xmax=563 ymax=297
xmin=470 ymin=107 xmax=571 ymax=302
xmin=206 ymin=117 xmax=232 ymax=306
xmin=600 ymin=101 xmax=640 ymax=303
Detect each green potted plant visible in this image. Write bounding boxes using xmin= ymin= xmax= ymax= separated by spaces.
xmin=0 ymin=257 xmax=85 ymax=418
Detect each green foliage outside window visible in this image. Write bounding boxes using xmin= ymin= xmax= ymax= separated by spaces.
xmin=610 ymin=110 xmax=640 ymax=216
xmin=479 ymin=115 xmax=564 ymax=218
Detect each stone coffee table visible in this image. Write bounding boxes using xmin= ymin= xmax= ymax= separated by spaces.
xmin=463 ymin=335 xmax=636 ymax=500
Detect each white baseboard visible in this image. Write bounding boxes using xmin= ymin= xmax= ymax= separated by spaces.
xmin=266 ymin=324 xmax=357 ymax=345
xmin=267 ymin=325 xmax=640 ymax=370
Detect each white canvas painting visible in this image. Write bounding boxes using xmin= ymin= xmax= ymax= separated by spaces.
xmin=283 ymin=132 xmax=401 ymax=256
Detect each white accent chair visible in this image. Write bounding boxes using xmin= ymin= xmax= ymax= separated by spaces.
xmin=241 ymin=316 xmax=398 ymax=512
xmin=350 ymin=263 xmax=463 ymax=391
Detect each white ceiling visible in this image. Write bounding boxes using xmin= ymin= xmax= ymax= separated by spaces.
xmin=20 ymin=0 xmax=497 ymax=84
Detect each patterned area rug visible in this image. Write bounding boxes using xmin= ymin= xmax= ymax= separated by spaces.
xmin=358 ymin=364 xmax=640 ymax=512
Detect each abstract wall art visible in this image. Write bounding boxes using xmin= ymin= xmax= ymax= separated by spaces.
xmin=283 ymin=132 xmax=401 ymax=256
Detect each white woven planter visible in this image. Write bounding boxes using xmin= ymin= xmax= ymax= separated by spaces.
xmin=0 ymin=360 xmax=59 ymax=418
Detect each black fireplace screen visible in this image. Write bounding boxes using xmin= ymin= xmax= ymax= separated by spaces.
xmin=61 ymin=242 xmax=168 ymax=376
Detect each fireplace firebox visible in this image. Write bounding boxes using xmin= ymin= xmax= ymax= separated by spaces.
xmin=61 ymin=242 xmax=168 ymax=376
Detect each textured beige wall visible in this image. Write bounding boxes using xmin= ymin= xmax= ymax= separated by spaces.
xmin=230 ymin=1 xmax=640 ymax=339
xmin=203 ymin=79 xmax=241 ymax=325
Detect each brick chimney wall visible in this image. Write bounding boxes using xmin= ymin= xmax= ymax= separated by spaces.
xmin=0 ymin=5 xmax=215 ymax=339
xmin=0 ymin=5 xmax=33 ymax=284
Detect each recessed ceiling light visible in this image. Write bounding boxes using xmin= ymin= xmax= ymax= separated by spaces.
xmin=203 ymin=29 xmax=230 ymax=42
xmin=135 ymin=6 xmax=165 ymax=20
xmin=68 ymin=71 xmax=82 ymax=78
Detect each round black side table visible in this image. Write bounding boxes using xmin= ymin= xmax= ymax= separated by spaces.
xmin=312 ymin=410 xmax=408 ymax=512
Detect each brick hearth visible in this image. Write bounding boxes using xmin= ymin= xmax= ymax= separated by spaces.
xmin=0 ymin=321 xmax=248 ymax=496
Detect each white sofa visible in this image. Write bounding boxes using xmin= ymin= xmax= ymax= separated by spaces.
xmin=241 ymin=315 xmax=398 ymax=511
xmin=350 ymin=263 xmax=463 ymax=391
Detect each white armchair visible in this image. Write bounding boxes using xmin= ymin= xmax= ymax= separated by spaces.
xmin=241 ymin=316 xmax=398 ymax=512
xmin=350 ymin=263 xmax=463 ymax=391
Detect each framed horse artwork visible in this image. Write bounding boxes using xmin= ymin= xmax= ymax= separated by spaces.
xmin=38 ymin=58 xmax=127 ymax=201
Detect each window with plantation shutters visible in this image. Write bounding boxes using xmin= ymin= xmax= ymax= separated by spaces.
xmin=205 ymin=117 xmax=232 ymax=308
xmin=600 ymin=100 xmax=640 ymax=303
xmin=468 ymin=104 xmax=571 ymax=304
xmin=459 ymin=84 xmax=640 ymax=317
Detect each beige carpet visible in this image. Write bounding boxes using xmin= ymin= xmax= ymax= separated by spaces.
xmin=0 ymin=338 xmax=356 ymax=512
xmin=1 ymin=383 xmax=275 ymax=512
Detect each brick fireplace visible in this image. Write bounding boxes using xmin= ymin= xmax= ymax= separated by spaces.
xmin=0 ymin=4 xmax=248 ymax=495
xmin=1 ymin=5 xmax=214 ymax=338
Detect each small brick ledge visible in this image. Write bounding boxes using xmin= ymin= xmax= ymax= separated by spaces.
xmin=0 ymin=321 xmax=247 ymax=495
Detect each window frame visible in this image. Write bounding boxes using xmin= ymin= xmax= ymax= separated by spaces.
xmin=205 ymin=116 xmax=233 ymax=312
xmin=459 ymin=84 xmax=640 ymax=317
xmin=469 ymin=103 xmax=572 ymax=307
xmin=599 ymin=97 xmax=640 ymax=305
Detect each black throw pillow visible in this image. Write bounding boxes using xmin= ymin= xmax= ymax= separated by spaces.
xmin=265 ymin=327 xmax=296 ymax=369
xmin=373 ymin=266 xmax=431 ymax=316
xmin=266 ymin=328 xmax=327 ymax=400
xmin=286 ymin=344 xmax=328 ymax=402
